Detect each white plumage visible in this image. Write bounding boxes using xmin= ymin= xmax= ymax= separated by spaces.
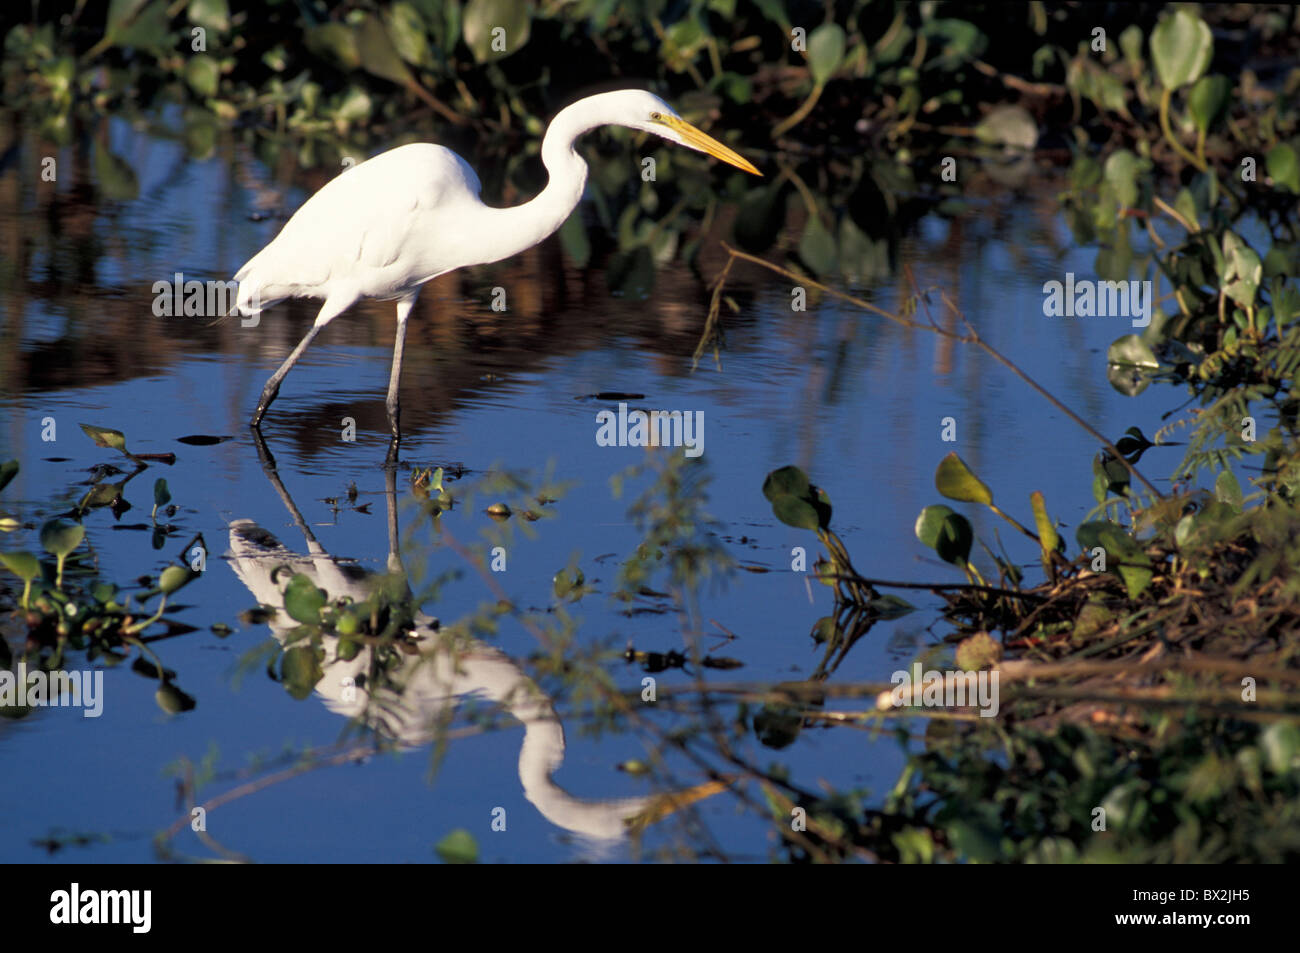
xmin=235 ymin=89 xmax=760 ymax=458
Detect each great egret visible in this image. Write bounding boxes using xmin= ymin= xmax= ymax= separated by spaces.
xmin=235 ymin=89 xmax=761 ymax=453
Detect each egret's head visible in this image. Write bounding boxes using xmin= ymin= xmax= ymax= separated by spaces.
xmin=611 ymin=90 xmax=762 ymax=176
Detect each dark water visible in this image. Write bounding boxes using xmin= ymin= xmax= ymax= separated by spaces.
xmin=0 ymin=112 xmax=1174 ymax=862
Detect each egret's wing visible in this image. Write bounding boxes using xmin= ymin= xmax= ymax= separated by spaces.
xmin=235 ymin=143 xmax=482 ymax=309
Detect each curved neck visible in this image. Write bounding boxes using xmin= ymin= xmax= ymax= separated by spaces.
xmin=464 ymin=102 xmax=598 ymax=267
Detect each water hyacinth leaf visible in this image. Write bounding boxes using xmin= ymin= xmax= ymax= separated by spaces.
xmin=807 ymin=23 xmax=846 ymax=85
xmin=1260 ymin=722 xmax=1300 ymax=775
xmin=158 ymin=565 xmax=195 ymax=595
xmin=753 ymin=705 xmax=801 ymax=749
xmin=1150 ymin=9 xmax=1212 ymax=90
xmin=1222 ymin=233 xmax=1262 ymax=309
xmin=552 ymin=567 xmax=585 ymax=600
xmin=93 ymin=145 xmax=139 ymax=202
xmin=1266 ymin=143 xmax=1300 ymax=194
xmin=80 ymin=423 xmax=128 ymax=452
xmin=40 ymin=518 xmax=84 ymax=558
xmin=386 ymin=2 xmax=434 ymax=68
xmin=154 ymin=478 xmax=171 ymax=507
xmin=1107 ymin=334 xmax=1159 ymax=396
xmin=0 ymin=551 xmax=40 ymax=582
xmin=1214 ymin=469 xmax=1243 ymax=512
xmin=934 ymin=452 xmax=993 ymax=505
xmin=772 ymin=495 xmax=820 ymax=531
xmin=155 ymin=682 xmax=197 ymax=714
xmin=435 ymin=829 xmax=479 ymax=864
xmin=798 ymin=216 xmax=837 ymax=275
xmin=0 ymin=460 xmax=17 ymax=493
xmin=974 ymin=105 xmax=1037 ymax=150
xmin=280 ymin=645 xmax=323 ymax=700
xmin=869 ymin=594 xmax=915 ymax=619
xmin=1119 ymin=24 xmax=1143 ymax=68
xmin=810 ymin=616 xmax=839 ymax=644
xmin=305 ymin=22 xmax=361 ymax=69
xmin=184 ymin=56 xmax=219 ymax=98
xmin=915 ymin=504 xmax=973 ymax=566
xmin=762 ymin=466 xmax=811 ymax=503
xmin=283 ymin=573 xmax=327 ymax=624
xmin=188 ymin=0 xmax=230 ymax=32
xmin=1103 ymin=149 xmax=1140 ymax=208
xmin=1076 ymin=521 xmax=1152 ymax=598
xmin=463 ymin=0 xmax=532 ymax=63
xmin=1188 ymin=74 xmax=1231 ymax=134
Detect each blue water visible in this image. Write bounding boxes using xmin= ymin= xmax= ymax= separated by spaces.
xmin=0 ymin=115 xmax=1180 ymax=862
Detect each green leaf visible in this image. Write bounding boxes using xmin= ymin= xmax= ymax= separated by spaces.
xmin=463 ymin=0 xmax=532 ymax=64
xmin=0 ymin=551 xmax=41 ymax=582
xmin=1103 ymin=149 xmax=1140 ymax=208
xmin=798 ymin=216 xmax=837 ymax=275
xmin=355 ymin=14 xmax=416 ymax=86
xmin=915 ymin=504 xmax=973 ymax=566
xmin=158 ymin=565 xmax=195 ymax=594
xmin=435 ymin=828 xmax=479 ymax=863
xmin=1150 ymin=9 xmax=1213 ymax=90
xmin=283 ymin=574 xmax=327 ymax=624
xmin=552 ymin=566 xmax=585 ymax=600
xmin=1107 ymin=334 xmax=1160 ymax=397
xmin=280 ymin=645 xmax=323 ymax=700
xmin=1188 ymin=74 xmax=1231 ymax=135
xmin=762 ymin=466 xmax=811 ymax=503
xmin=1214 ymin=469 xmax=1243 ymax=512
xmin=79 ymin=423 xmax=128 ymax=452
xmin=155 ymin=682 xmax=197 ymax=714
xmin=1030 ymin=491 xmax=1059 ymax=561
xmin=1260 ymin=722 xmax=1300 ymax=774
xmin=386 ymin=2 xmax=434 ymax=68
xmin=1119 ymin=24 xmax=1143 ymax=68
xmin=154 ymin=478 xmax=172 ymax=507
xmin=934 ymin=453 xmax=993 ymax=505
xmin=806 ymin=23 xmax=846 ymax=85
xmin=1222 ymin=233 xmax=1262 ymax=309
xmin=93 ymin=146 xmax=139 ymax=202
xmin=1077 ymin=521 xmax=1152 ymax=599
xmin=184 ymin=56 xmax=219 ymax=98
xmin=0 ymin=460 xmax=17 ymax=494
xmin=39 ymin=518 xmax=84 ymax=558
xmin=1267 ymin=143 xmax=1300 ymax=194
xmin=188 ymin=0 xmax=229 ymax=32
xmin=868 ymin=594 xmax=915 ymax=619
xmin=772 ymin=495 xmax=820 ymax=531
xmin=973 ymin=105 xmax=1037 ymax=150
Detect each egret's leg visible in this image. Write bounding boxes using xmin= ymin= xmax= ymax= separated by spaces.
xmin=385 ymin=293 xmax=418 ymax=443
xmin=251 ymin=296 xmax=352 ymax=427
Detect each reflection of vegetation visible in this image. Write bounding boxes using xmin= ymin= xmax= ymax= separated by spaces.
xmin=0 ymin=447 xmax=205 ymax=717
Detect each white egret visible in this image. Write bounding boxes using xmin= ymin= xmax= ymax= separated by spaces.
xmin=234 ymin=89 xmax=761 ymax=452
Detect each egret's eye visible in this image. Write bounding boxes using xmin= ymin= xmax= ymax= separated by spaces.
xmin=650 ymin=111 xmax=662 ymax=121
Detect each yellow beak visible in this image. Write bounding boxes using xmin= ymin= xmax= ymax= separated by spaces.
xmin=660 ymin=115 xmax=762 ymax=176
